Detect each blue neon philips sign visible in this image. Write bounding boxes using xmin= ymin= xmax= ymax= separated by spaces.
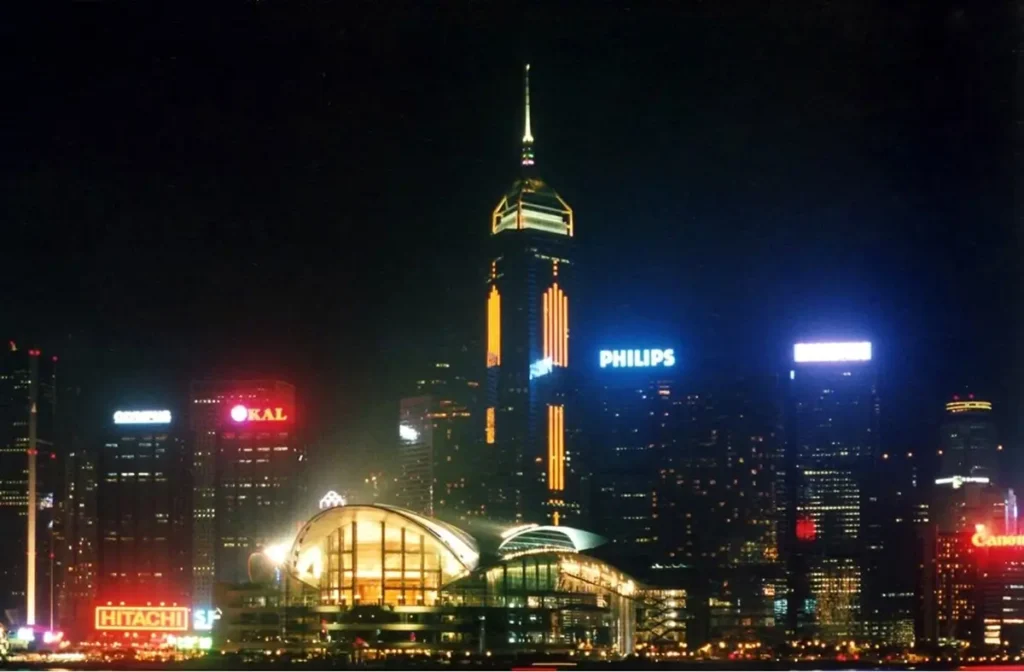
xmin=599 ymin=348 xmax=676 ymax=369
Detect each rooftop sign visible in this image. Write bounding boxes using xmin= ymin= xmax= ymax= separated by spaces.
xmin=972 ymin=524 xmax=1024 ymax=549
xmin=599 ymin=348 xmax=675 ymax=369
xmin=94 ymin=606 xmax=189 ymax=632
xmin=113 ymin=410 xmax=172 ymax=425
xmin=230 ymin=404 xmax=289 ymax=423
xmin=793 ymin=342 xmax=872 ymax=363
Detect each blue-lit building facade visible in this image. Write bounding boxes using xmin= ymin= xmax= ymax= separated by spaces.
xmin=589 ymin=344 xmax=785 ymax=647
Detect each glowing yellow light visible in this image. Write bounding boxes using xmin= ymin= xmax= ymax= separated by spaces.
xmin=485 ymin=407 xmax=495 ymax=445
xmin=547 ymin=404 xmax=565 ymax=491
xmin=542 ymin=283 xmax=568 ymax=367
xmin=264 ymin=543 xmax=289 ymax=566
xmin=487 ymin=287 xmax=501 ymax=367
xmin=946 ymin=400 xmax=992 ymax=413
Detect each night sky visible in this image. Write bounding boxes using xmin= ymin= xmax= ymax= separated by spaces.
xmin=0 ymin=2 xmax=1017 ymax=491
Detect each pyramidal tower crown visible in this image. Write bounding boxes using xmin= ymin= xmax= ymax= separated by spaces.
xmin=492 ymin=64 xmax=574 ymax=238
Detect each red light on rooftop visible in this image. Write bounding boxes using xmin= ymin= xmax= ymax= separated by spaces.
xmin=969 ymin=393 xmax=975 ymax=400
xmin=52 ymin=356 xmax=58 ymax=362
xmin=953 ymin=394 xmax=960 ymax=401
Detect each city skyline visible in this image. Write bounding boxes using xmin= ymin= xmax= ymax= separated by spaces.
xmin=0 ymin=2 xmax=1022 ymax=659
xmin=1 ymin=3 xmax=1016 ymax=491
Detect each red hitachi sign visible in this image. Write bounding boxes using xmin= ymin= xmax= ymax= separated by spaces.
xmin=94 ymin=606 xmax=189 ymax=632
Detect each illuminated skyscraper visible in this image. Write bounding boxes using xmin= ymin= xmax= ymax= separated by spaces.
xmin=923 ymin=394 xmax=1005 ymax=647
xmin=485 ymin=65 xmax=578 ymax=526
xmin=189 ymin=380 xmax=302 ymax=608
xmin=787 ymin=341 xmax=879 ymax=640
xmin=0 ymin=343 xmax=57 ymax=627
xmin=96 ymin=409 xmax=190 ymax=605
xmin=939 ymin=394 xmax=999 ymax=481
xmin=396 ymin=356 xmax=483 ymax=521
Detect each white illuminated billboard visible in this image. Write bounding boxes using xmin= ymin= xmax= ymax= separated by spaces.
xmin=793 ymin=342 xmax=872 ymax=363
xmin=399 ymin=424 xmax=420 ymax=442
xmin=113 ymin=410 xmax=172 ymax=424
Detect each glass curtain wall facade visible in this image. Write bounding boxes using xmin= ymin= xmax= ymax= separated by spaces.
xmin=287 ymin=505 xmax=478 ymax=609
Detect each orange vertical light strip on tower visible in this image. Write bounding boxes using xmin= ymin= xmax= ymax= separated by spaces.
xmin=485 ymin=407 xmax=495 ymax=444
xmin=542 ymin=283 xmax=570 ymax=368
xmin=559 ymin=405 xmax=565 ymax=490
xmin=547 ymin=405 xmax=555 ymax=489
xmin=561 ymin=290 xmax=568 ymax=367
xmin=487 ymin=287 xmax=501 ymax=367
xmin=553 ymin=284 xmax=559 ymax=366
xmin=553 ymin=285 xmax=559 ymax=365
xmin=543 ymin=289 xmax=551 ymax=361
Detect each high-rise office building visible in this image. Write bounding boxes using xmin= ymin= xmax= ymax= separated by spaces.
xmin=189 ymin=380 xmax=301 ymax=609
xmin=787 ymin=341 xmax=879 ymax=641
xmin=96 ymin=408 xmax=190 ymax=605
xmin=590 ymin=348 xmax=785 ymax=645
xmin=939 ymin=395 xmax=999 ymax=480
xmin=0 ymin=343 xmax=57 ymax=627
xmin=670 ymin=376 xmax=785 ymax=646
xmin=397 ymin=396 xmax=433 ymax=516
xmin=54 ymin=445 xmax=97 ymax=638
xmin=860 ymin=450 xmax=921 ymax=647
xmin=923 ymin=394 xmax=1006 ymax=647
xmin=397 ymin=357 xmax=483 ymax=520
xmin=191 ymin=381 xmax=303 ymax=589
xmin=591 ymin=356 xmax=680 ymax=560
xmin=485 ymin=65 xmax=578 ymax=526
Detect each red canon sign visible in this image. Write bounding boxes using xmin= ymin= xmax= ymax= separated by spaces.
xmin=972 ymin=524 xmax=1024 ymax=548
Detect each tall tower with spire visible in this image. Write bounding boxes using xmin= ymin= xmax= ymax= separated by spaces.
xmin=485 ymin=65 xmax=579 ymax=526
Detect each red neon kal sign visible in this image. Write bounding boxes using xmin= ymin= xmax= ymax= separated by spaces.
xmin=971 ymin=524 xmax=1024 ymax=548
xmin=230 ymin=404 xmax=289 ymax=423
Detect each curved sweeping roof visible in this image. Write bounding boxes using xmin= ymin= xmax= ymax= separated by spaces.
xmin=497 ymin=524 xmax=606 ymax=556
xmin=287 ymin=503 xmax=480 ymax=577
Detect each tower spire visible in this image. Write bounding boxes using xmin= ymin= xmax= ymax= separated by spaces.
xmin=521 ymin=64 xmax=535 ymax=168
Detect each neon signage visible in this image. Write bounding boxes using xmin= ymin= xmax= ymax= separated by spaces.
xmin=230 ymin=405 xmax=289 ymax=423
xmin=94 ymin=606 xmax=189 ymax=632
xmin=192 ymin=608 xmax=221 ymax=631
xmin=113 ymin=410 xmax=172 ymax=424
xmin=530 ymin=357 xmax=553 ymax=380
xmin=599 ymin=348 xmax=675 ymax=369
xmin=971 ymin=524 xmax=1024 ymax=548
xmin=793 ymin=342 xmax=872 ymax=363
